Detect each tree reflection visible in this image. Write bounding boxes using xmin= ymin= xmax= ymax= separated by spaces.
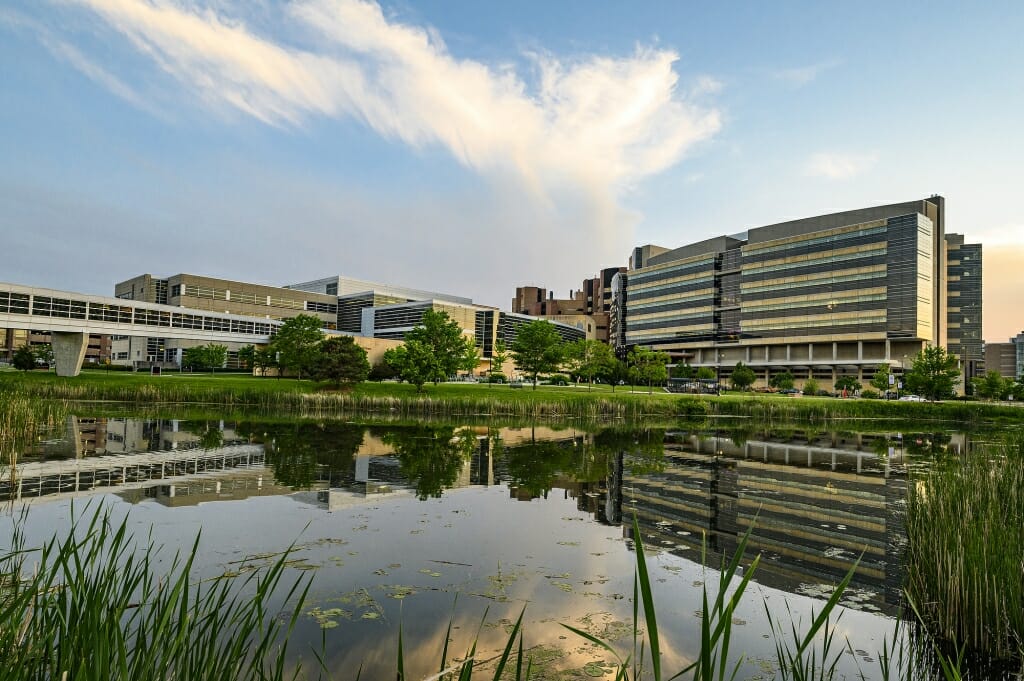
xmin=254 ymin=422 xmax=365 ymax=489
xmin=378 ymin=425 xmax=476 ymax=500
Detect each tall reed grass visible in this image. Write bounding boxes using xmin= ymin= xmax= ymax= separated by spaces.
xmin=0 ymin=504 xmax=310 ymax=681
xmin=904 ymin=431 xmax=1024 ymax=663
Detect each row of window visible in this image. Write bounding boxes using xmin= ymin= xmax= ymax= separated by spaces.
xmin=174 ymin=284 xmax=336 ymax=314
xmin=2 ymin=292 xmax=276 ymax=336
xmin=742 ymin=246 xmax=887 ymax=277
xmin=742 ymin=224 xmax=887 ymax=258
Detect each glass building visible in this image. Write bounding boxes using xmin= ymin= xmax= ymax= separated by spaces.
xmin=623 ymin=197 xmax=961 ymax=390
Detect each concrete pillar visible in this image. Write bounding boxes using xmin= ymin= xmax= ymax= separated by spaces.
xmin=52 ymin=332 xmax=89 ymax=377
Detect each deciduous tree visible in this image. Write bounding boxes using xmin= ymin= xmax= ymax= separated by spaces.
xmin=770 ymin=371 xmax=795 ymax=391
xmin=510 ymin=320 xmax=565 ymax=389
xmin=628 ymin=347 xmax=670 ymax=394
xmin=870 ymin=364 xmax=893 ymax=393
xmin=12 ymin=345 xmax=35 ymax=372
xmin=565 ymin=339 xmax=615 ymax=391
xmin=271 ymin=314 xmax=325 ymax=380
xmin=309 ymin=336 xmax=370 ymax=388
xmin=404 ymin=309 xmax=474 ymax=385
xmin=905 ymin=345 xmax=961 ymax=401
xmin=730 ymin=362 xmax=756 ymax=391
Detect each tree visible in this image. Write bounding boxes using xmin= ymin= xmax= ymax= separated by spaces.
xmin=253 ymin=346 xmax=277 ymax=377
xmin=870 ymin=364 xmax=893 ymax=393
xmin=32 ymin=344 xmax=53 ymax=370
xmin=237 ymin=345 xmax=256 ymax=370
xmin=835 ymin=376 xmax=861 ymax=395
xmin=730 ymin=362 xmax=756 ymax=391
xmin=904 ymin=345 xmax=961 ymax=401
xmin=404 ymin=309 xmax=474 ymax=385
xmin=182 ymin=344 xmax=227 ymax=372
xmin=510 ymin=320 xmax=566 ymax=389
xmin=460 ymin=342 xmax=482 ymax=376
xmin=696 ymin=366 xmax=717 ymax=381
xmin=973 ymin=370 xmax=1011 ymax=401
xmin=628 ymin=347 xmax=670 ymax=394
xmin=308 ymin=336 xmax=370 ymax=388
xmin=488 ymin=340 xmax=511 ymax=388
xmin=564 ymin=339 xmax=615 ymax=391
xmin=802 ymin=377 xmax=820 ymax=396
xmin=12 ymin=345 xmax=35 ymax=372
xmin=770 ymin=371 xmax=795 ymax=391
xmin=271 ymin=315 xmax=325 ymax=380
xmin=383 ymin=340 xmax=437 ymax=392
xmin=368 ymin=360 xmax=399 ymax=382
xmin=607 ymin=358 xmax=629 ymax=392
xmin=671 ymin=363 xmax=695 ymax=379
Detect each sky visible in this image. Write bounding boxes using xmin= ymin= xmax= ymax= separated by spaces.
xmin=1 ymin=0 xmax=1022 ymax=342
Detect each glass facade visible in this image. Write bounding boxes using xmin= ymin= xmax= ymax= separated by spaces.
xmin=945 ymin=236 xmax=983 ymax=377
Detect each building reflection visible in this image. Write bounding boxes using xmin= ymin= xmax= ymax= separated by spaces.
xmin=591 ymin=429 xmax=955 ymax=615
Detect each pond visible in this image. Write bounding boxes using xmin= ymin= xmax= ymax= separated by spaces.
xmin=0 ymin=414 xmax=997 ymax=679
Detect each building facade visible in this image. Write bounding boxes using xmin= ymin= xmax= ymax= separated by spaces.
xmin=623 ymin=197 xmax=951 ymax=389
xmin=511 ymin=267 xmax=624 ymax=343
xmin=984 ymin=333 xmax=1024 ymax=379
xmin=112 ymin=273 xmax=338 ymax=368
xmin=945 ymin=234 xmax=983 ymax=383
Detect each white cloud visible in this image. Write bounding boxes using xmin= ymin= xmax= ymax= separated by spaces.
xmin=772 ymin=60 xmax=840 ymax=88
xmin=804 ymin=151 xmax=878 ymax=180
xmin=54 ymin=1 xmax=718 ymax=237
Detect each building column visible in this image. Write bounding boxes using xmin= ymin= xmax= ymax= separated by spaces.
xmin=832 ymin=342 xmax=838 ymax=361
xmin=52 ymin=331 xmax=88 ymax=377
xmin=858 ymin=341 xmax=864 ymax=361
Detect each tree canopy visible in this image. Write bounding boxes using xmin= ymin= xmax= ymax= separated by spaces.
xmin=870 ymin=364 xmax=893 ymax=393
xmin=271 ymin=314 xmax=325 ymax=379
xmin=183 ymin=344 xmax=227 ymax=372
xmin=628 ymin=346 xmax=670 ymax=393
xmin=769 ymin=370 xmax=795 ymax=391
xmin=905 ymin=345 xmax=961 ymax=401
xmin=730 ymin=362 xmax=756 ymax=391
xmin=308 ymin=336 xmax=370 ymax=388
xmin=510 ymin=320 xmax=566 ymax=389
xmin=973 ymin=370 xmax=1011 ymax=401
xmin=12 ymin=345 xmax=36 ymax=372
xmin=564 ymin=339 xmax=616 ymax=390
xmin=404 ymin=309 xmax=475 ymax=385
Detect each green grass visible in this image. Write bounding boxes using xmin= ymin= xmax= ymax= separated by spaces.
xmin=4 ymin=370 xmax=1022 ymax=425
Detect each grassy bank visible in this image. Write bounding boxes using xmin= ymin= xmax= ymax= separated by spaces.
xmin=3 ymin=370 xmax=1023 ymax=424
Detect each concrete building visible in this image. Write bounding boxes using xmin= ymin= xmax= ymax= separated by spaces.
xmin=112 ymin=273 xmax=338 ymax=368
xmin=512 ymin=267 xmax=624 ymax=343
xmin=286 ymin=275 xmax=471 ymax=334
xmin=984 ymin=333 xmax=1024 ymax=379
xmin=623 ymin=197 xmax=952 ymax=390
xmin=945 ymin=234 xmax=983 ymax=383
xmin=1 ymin=328 xmax=110 ymax=365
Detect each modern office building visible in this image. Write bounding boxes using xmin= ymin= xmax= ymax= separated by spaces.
xmin=945 ymin=234 xmax=983 ymax=383
xmin=623 ymin=197 xmax=952 ymax=389
xmin=112 ymin=273 xmax=338 ymax=368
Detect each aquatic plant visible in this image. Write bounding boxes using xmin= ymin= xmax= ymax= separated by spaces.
xmin=0 ymin=504 xmax=310 ymax=681
xmin=904 ymin=431 xmax=1024 ymax=663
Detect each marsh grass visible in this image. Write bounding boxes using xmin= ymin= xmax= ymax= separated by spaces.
xmin=0 ymin=504 xmax=311 ymax=681
xmin=904 ymin=431 xmax=1024 ymax=664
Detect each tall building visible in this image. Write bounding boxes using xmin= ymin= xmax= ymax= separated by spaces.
xmin=623 ymin=197 xmax=950 ymax=390
xmin=945 ymin=234 xmax=983 ymax=383
xmin=0 ymin=328 xmax=110 ymax=365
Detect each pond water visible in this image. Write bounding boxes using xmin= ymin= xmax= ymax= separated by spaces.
xmin=0 ymin=414 xmax=994 ymax=679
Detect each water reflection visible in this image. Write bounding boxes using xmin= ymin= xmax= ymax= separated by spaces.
xmin=3 ymin=415 xmax=974 ymax=619
xmin=4 ymin=414 xmax=992 ymax=679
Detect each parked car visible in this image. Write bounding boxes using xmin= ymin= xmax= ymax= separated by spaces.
xmin=898 ymin=394 xmax=926 ymax=402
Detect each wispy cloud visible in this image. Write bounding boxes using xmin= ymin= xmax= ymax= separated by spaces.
xmin=804 ymin=151 xmax=878 ymax=180
xmin=772 ymin=59 xmax=840 ymax=87
xmin=57 ymin=0 xmax=720 ymax=198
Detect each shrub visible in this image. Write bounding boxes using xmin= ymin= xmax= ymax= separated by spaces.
xmin=546 ymin=374 xmax=570 ymax=386
xmin=861 ymin=388 xmax=881 ymax=399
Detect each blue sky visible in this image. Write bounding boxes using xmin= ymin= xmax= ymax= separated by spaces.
xmin=2 ymin=0 xmax=1022 ymax=340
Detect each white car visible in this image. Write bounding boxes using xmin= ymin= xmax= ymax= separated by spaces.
xmin=898 ymin=394 xmax=926 ymax=402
